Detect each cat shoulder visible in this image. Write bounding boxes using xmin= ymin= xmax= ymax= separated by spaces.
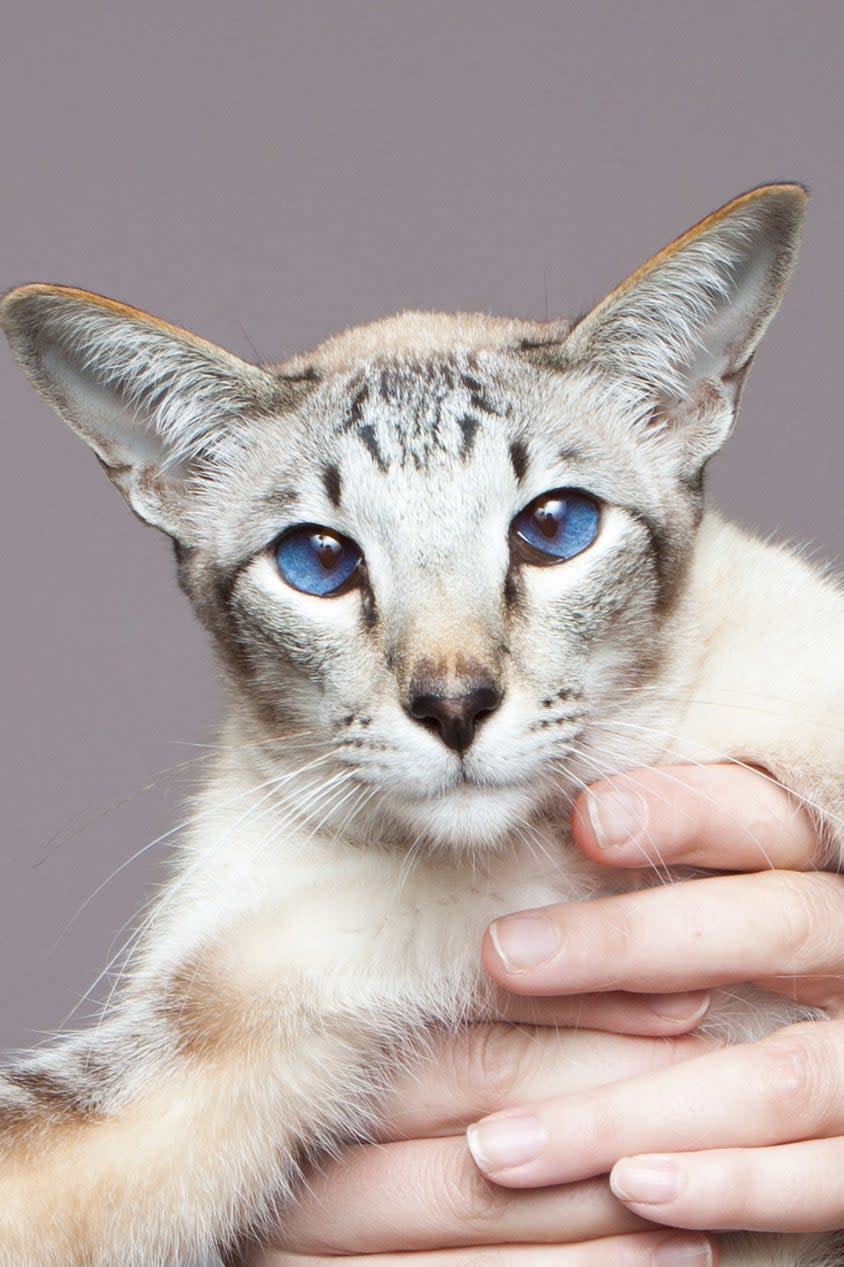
xmin=684 ymin=511 xmax=844 ymax=858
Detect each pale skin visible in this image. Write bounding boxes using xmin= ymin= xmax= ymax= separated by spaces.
xmin=234 ymin=765 xmax=842 ymax=1267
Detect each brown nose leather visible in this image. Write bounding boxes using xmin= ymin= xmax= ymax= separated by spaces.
xmin=408 ymin=685 xmax=501 ymax=752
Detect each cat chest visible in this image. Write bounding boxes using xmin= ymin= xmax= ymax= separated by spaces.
xmin=173 ymin=836 xmax=618 ymax=1024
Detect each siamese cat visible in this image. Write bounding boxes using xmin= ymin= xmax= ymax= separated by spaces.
xmin=1 ymin=184 xmax=842 ymax=1266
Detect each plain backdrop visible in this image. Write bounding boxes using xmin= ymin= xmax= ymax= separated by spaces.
xmin=0 ymin=2 xmax=841 ymax=1074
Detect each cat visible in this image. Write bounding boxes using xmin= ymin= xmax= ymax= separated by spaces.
xmin=1 ymin=183 xmax=843 ymax=1267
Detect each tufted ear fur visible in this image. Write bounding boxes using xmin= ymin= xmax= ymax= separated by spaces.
xmin=559 ymin=184 xmax=808 ymax=477
xmin=0 ymin=285 xmax=288 ymax=539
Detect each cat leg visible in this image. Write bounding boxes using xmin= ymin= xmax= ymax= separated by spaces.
xmin=0 ymin=990 xmax=391 ymax=1266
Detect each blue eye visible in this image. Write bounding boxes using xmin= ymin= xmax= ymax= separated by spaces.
xmin=511 ymin=489 xmax=600 ymax=564
xmin=274 ymin=525 xmax=363 ymax=596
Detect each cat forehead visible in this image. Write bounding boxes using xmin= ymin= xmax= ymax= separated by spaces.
xmin=216 ymin=332 xmax=645 ymax=534
xmin=278 ymin=310 xmax=573 ymax=376
xmin=204 ymin=348 xmax=553 ymax=562
xmin=319 ymin=352 xmax=519 ymax=476
xmin=278 ymin=314 xmax=589 ymax=480
xmin=201 ymin=312 xmax=665 ymax=557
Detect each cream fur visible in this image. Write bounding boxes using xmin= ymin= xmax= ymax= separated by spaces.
xmin=0 ymin=185 xmax=842 ymax=1267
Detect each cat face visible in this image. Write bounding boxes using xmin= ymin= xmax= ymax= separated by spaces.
xmin=0 ymin=184 xmax=807 ymax=851
xmin=173 ymin=330 xmax=700 ymax=850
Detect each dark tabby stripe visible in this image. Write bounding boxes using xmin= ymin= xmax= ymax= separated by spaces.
xmin=509 ymin=439 xmax=529 ymax=482
xmin=322 ymin=463 xmax=343 ymax=508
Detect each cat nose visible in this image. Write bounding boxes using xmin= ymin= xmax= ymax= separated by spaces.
xmin=408 ymin=684 xmax=502 ymax=753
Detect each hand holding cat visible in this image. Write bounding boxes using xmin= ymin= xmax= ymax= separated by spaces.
xmin=473 ymin=763 xmax=844 ymax=1236
xmin=236 ymin=763 xmax=841 ymax=1265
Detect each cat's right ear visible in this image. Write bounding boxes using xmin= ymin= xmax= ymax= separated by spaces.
xmin=1 ymin=285 xmax=288 ymax=540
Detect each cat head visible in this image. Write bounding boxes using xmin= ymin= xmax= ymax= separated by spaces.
xmin=1 ymin=184 xmax=806 ymax=852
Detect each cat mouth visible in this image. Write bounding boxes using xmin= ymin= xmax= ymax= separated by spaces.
xmin=441 ymin=768 xmax=538 ymax=799
xmin=397 ymin=768 xmax=527 ymax=803
xmin=446 ymin=765 xmax=511 ymax=791
xmin=388 ymin=774 xmax=547 ymax=852
xmin=448 ymin=775 xmax=492 ymax=794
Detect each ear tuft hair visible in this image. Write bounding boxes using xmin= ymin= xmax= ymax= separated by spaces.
xmin=560 ymin=184 xmax=808 ymax=473
xmin=1 ymin=285 xmax=289 ymax=536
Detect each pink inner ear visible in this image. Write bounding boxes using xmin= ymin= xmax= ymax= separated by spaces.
xmin=1 ymin=284 xmax=286 ymax=542
xmin=39 ymin=342 xmax=169 ymax=469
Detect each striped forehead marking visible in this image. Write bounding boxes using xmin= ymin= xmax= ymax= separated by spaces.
xmin=335 ymin=356 xmax=505 ymax=471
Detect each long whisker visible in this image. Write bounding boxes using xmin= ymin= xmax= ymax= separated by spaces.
xmin=35 ymin=728 xmax=326 ymax=865
xmin=63 ymin=753 xmax=339 ymax=1030
xmin=600 ymin=716 xmax=844 ymax=838
xmin=57 ymin=749 xmax=337 ymax=950
xmin=547 ymin=748 xmax=679 ymax=885
xmin=603 ymin=684 xmax=844 ymax=736
xmin=559 ymin=730 xmax=787 ymax=877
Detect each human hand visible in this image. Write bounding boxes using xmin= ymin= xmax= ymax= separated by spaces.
xmin=230 ymin=999 xmax=717 ymax=1264
xmin=230 ymin=765 xmax=760 ymax=1267
xmin=471 ymin=763 xmax=844 ymax=1236
xmin=232 ymin=762 xmax=831 ymax=1264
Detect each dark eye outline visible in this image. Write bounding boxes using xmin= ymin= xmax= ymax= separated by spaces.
xmin=510 ymin=488 xmax=601 ymax=566
xmin=273 ymin=523 xmax=364 ymax=597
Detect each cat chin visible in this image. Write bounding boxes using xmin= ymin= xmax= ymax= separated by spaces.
xmin=381 ymin=781 xmax=542 ymax=854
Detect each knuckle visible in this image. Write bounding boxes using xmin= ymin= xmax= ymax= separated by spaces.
xmin=759 ymin=871 xmax=823 ymax=965
xmin=579 ymin=1092 xmax=623 ymax=1161
xmin=456 ymin=1023 xmax=524 ymax=1111
xmin=437 ymin=1143 xmax=508 ymax=1231
xmin=759 ymin=1029 xmax=832 ymax=1129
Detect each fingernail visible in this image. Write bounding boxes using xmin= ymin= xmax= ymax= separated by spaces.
xmin=647 ymin=991 xmax=710 ymax=1023
xmin=653 ymin=1233 xmax=713 ymax=1266
xmin=489 ymin=913 xmax=560 ymax=972
xmin=467 ymin=1113 xmax=548 ymax=1172
xmin=611 ymin=1156 xmax=682 ymax=1204
xmin=587 ymin=784 xmax=648 ymax=849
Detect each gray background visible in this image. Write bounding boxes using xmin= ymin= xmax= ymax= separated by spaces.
xmin=0 ymin=1 xmax=841 ymax=1056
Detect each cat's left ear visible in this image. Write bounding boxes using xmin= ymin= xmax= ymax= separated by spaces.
xmin=1 ymin=284 xmax=289 ymax=540
xmin=561 ymin=184 xmax=808 ymax=476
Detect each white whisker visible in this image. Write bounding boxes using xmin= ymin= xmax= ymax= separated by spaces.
xmin=600 ymin=716 xmax=844 ymax=838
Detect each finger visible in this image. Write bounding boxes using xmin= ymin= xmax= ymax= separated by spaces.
xmin=379 ymin=1023 xmax=711 ymax=1141
xmin=611 ymin=1138 xmax=844 ymax=1233
xmin=236 ymin=1233 xmax=717 ymax=1267
xmin=496 ymin=987 xmax=712 ymax=1035
xmin=239 ymin=1231 xmax=716 ymax=1266
xmin=466 ymin=1021 xmax=844 ymax=1189
xmin=269 ymin=1137 xmax=647 ymax=1252
xmin=572 ymin=764 xmax=819 ymax=871
xmin=483 ymin=870 xmax=844 ymax=1009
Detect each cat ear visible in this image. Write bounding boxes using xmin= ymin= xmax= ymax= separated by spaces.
xmin=1 ymin=284 xmax=287 ymax=539
xmin=561 ymin=184 xmax=808 ymax=475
